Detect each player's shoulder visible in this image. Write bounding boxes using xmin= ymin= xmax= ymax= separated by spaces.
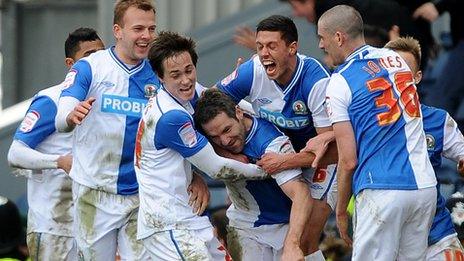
xmin=421 ymin=104 xmax=447 ymax=118
xmin=254 ymin=117 xmax=282 ymax=138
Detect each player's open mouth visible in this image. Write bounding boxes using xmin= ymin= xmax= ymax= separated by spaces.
xmin=180 ymin=85 xmax=193 ymax=93
xmin=136 ymin=42 xmax=149 ymax=49
xmin=262 ymin=60 xmax=276 ymax=75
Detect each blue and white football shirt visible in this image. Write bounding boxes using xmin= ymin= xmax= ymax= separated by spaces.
xmin=14 ymin=84 xmax=74 ymax=236
xmin=422 ymin=104 xmax=464 ymax=245
xmin=134 ymin=86 xmax=211 ymax=240
xmin=60 ymin=47 xmax=160 ymax=195
xmin=226 ymin=116 xmax=301 ymax=229
xmin=217 ymin=54 xmax=331 ymax=151
xmin=326 ymin=45 xmax=437 ymax=195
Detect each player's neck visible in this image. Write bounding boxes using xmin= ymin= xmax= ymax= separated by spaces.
xmin=114 ymin=45 xmax=142 ymax=65
xmin=276 ymin=55 xmax=297 ymax=86
xmin=243 ymin=114 xmax=254 ymax=133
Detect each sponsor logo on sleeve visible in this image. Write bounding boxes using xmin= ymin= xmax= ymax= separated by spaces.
xmin=62 ymin=69 xmax=77 ymax=89
xmin=19 ymin=110 xmax=40 ymax=133
xmin=178 ymin=121 xmax=197 ymax=148
xmin=220 ymin=69 xmax=238 ymax=86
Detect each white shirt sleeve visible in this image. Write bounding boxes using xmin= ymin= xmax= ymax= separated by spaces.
xmin=55 ymin=96 xmax=79 ymax=132
xmin=307 ymin=77 xmax=332 ymax=128
xmin=187 ymin=142 xmax=267 ymax=181
xmin=325 ymin=73 xmax=352 ymax=124
xmin=265 ymin=135 xmax=302 ymax=185
xmin=7 ymin=140 xmax=60 ymax=170
xmin=442 ymin=113 xmax=464 ymax=162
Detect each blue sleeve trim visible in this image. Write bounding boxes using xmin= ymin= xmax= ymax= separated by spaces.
xmin=60 ymin=60 xmax=92 ymax=101
xmin=154 ymin=110 xmax=208 ymax=158
xmin=217 ymin=59 xmax=254 ymax=103
xmin=14 ymin=96 xmax=57 ymax=149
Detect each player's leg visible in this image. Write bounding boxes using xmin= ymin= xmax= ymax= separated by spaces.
xmin=27 ymin=233 xmax=75 ymax=260
xmin=426 ymin=234 xmax=464 ymax=261
xmin=143 ymin=228 xmax=225 ymax=260
xmin=301 ymin=166 xmax=337 ymax=260
xmin=351 ymin=189 xmax=403 ymax=261
xmin=117 ymin=203 xmax=148 ymax=260
xmin=73 ymin=182 xmax=143 ymax=260
xmin=226 ymin=226 xmax=271 ymax=261
xmin=398 ymin=187 xmax=437 ymax=260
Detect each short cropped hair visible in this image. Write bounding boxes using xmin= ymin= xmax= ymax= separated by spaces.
xmin=194 ymin=89 xmax=238 ymax=133
xmin=113 ymin=0 xmax=156 ymax=26
xmin=64 ymin=27 xmax=101 ymax=59
xmin=148 ymin=31 xmax=198 ymax=78
xmin=385 ymin=36 xmax=422 ymax=68
xmin=256 ymin=15 xmax=298 ymax=45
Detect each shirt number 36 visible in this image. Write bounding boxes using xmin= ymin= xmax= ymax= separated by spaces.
xmin=366 ymin=72 xmax=420 ymax=126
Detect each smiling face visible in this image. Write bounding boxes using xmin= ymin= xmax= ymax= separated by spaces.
xmin=201 ymin=110 xmax=246 ymax=154
xmin=256 ymin=30 xmax=297 ymax=85
xmin=160 ymin=51 xmax=197 ymax=102
xmin=113 ymin=6 xmax=156 ymax=65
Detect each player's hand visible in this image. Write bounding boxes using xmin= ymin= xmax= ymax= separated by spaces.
xmin=188 ymin=172 xmax=210 ymax=215
xmin=336 ymin=208 xmax=352 ymax=247
xmin=281 ymin=243 xmax=304 ymax=261
xmin=301 ymin=131 xmax=335 ymax=168
xmin=458 ymin=157 xmax=464 ymax=176
xmin=66 ymin=97 xmax=96 ymax=127
xmin=57 ymin=154 xmax=72 ymax=174
xmin=233 ymin=26 xmax=257 ymax=51
xmin=412 ymin=2 xmax=439 ymax=22
xmin=256 ymin=152 xmax=286 ymax=174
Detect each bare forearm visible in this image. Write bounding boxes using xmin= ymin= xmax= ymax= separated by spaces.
xmin=336 ymin=166 xmax=353 ymax=214
xmin=282 ymin=179 xmax=313 ymax=247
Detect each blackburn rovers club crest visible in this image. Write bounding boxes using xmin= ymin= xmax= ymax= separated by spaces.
xmin=292 ymin=100 xmax=307 ymax=115
xmin=425 ymin=134 xmax=435 ymax=151
xmin=144 ymin=84 xmax=157 ymax=98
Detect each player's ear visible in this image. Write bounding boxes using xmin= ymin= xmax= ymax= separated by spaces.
xmin=414 ymin=70 xmax=422 ymax=85
xmin=235 ymin=105 xmax=244 ymax=120
xmin=289 ymin=41 xmax=298 ymax=55
xmin=113 ymin=24 xmax=122 ymax=40
xmin=64 ymin=58 xmax=75 ymax=69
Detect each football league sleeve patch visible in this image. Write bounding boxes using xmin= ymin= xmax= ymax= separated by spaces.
xmin=216 ymin=59 xmax=254 ymax=103
xmin=155 ymin=109 xmax=208 ymax=158
xmin=60 ymin=59 xmax=92 ymax=101
xmin=14 ymin=96 xmax=57 ymax=149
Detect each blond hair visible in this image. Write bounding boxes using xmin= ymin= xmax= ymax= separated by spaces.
xmin=385 ymin=37 xmax=422 ymax=68
xmin=113 ymin=0 xmax=155 ymax=27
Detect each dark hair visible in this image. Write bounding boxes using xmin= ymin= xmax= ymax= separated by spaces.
xmin=256 ymin=15 xmax=298 ymax=44
xmin=148 ymin=31 xmax=198 ymax=78
xmin=194 ymin=89 xmax=238 ymax=133
xmin=113 ymin=0 xmax=156 ymax=26
xmin=64 ymin=27 xmax=101 ymax=59
xmin=363 ymin=24 xmax=389 ymax=48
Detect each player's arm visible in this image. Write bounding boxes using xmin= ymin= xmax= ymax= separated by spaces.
xmin=326 ymin=73 xmax=356 ymax=246
xmin=8 ymin=140 xmax=72 ymax=173
xmin=280 ymin=177 xmax=312 ymax=261
xmin=441 ymin=113 xmax=464 ymax=175
xmin=156 ymin=110 xmax=267 ymax=181
xmin=55 ymin=61 xmax=94 ymax=132
xmin=332 ymin=120 xmax=356 ymax=247
xmin=212 ymin=58 xmax=254 ymax=103
xmin=8 ymin=95 xmax=72 ymax=173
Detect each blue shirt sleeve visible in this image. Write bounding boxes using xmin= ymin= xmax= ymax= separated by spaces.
xmin=14 ymin=96 xmax=57 ymax=149
xmin=216 ymin=59 xmax=254 ymax=103
xmin=60 ymin=59 xmax=92 ymax=101
xmin=300 ymin=58 xmax=331 ymax=98
xmin=154 ymin=110 xmax=208 ymax=158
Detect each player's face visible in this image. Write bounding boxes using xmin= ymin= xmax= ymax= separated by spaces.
xmin=317 ymin=23 xmax=344 ymax=66
xmin=160 ymin=51 xmax=197 ymax=102
xmin=113 ymin=6 xmax=156 ymax=64
xmin=396 ymin=50 xmax=423 ymax=84
xmin=256 ymin=30 xmax=297 ymax=85
xmin=288 ymin=0 xmax=316 ymax=23
xmin=201 ymin=110 xmax=246 ymax=154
